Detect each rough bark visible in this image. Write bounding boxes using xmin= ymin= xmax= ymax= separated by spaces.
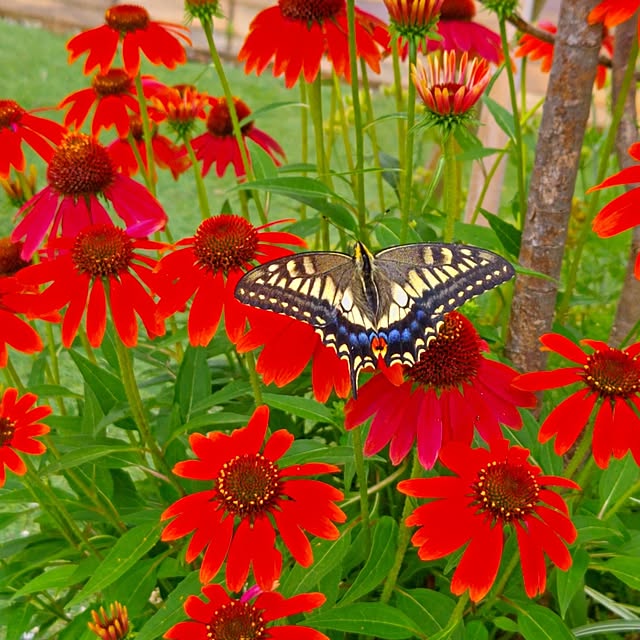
xmin=506 ymin=0 xmax=603 ymax=372
xmin=608 ymin=15 xmax=640 ymax=346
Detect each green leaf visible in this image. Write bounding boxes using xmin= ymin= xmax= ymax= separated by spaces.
xmin=517 ymin=603 xmax=576 ymax=640
xmin=68 ymin=521 xmax=161 ymax=607
xmin=483 ymin=95 xmax=516 ymax=141
xmin=480 ymin=209 xmax=521 ymax=257
xmin=603 ymin=556 xmax=640 ymax=590
xmin=68 ymin=350 xmax=126 ymax=415
xmin=249 ymin=139 xmax=279 ymax=180
xmin=573 ymin=514 xmax=624 ymax=545
xmin=42 ymin=444 xmax=137 ymax=474
xmin=280 ymin=533 xmax=351 ymax=597
xmin=14 ymin=564 xmax=79 ymax=597
xmin=134 ymin=572 xmax=202 ymax=640
xmin=238 ymin=100 xmax=306 ymax=128
xmin=262 ymin=392 xmax=337 ymax=425
xmin=573 ymin=619 xmax=640 ymax=637
xmin=598 ymin=455 xmax=640 ymax=517
xmin=341 ymin=516 xmax=397 ymax=604
xmin=231 ymin=176 xmax=358 ymax=233
xmin=307 ymin=602 xmax=419 ymax=639
xmin=174 ymin=345 xmax=212 ymax=423
xmin=556 ymin=548 xmax=590 ymax=618
xmin=394 ymin=588 xmax=456 ymax=636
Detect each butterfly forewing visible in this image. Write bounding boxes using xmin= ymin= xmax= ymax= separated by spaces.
xmin=234 ymin=242 xmax=515 ymax=395
xmin=370 ymin=243 xmax=515 ymax=369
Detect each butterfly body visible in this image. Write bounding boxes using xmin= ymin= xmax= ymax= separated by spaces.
xmin=235 ymin=242 xmax=515 ymax=395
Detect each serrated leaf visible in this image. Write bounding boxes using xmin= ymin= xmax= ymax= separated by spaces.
xmin=134 ymin=572 xmax=202 ymax=640
xmin=261 ymin=392 xmax=337 ymax=425
xmin=480 ymin=209 xmax=521 ymax=257
xmin=341 ymin=516 xmax=397 ymax=604
xmin=68 ymin=521 xmax=161 ymax=607
xmin=280 ymin=534 xmax=351 ymax=597
xmin=556 ymin=548 xmax=590 ymax=617
xmin=307 ymin=602 xmax=419 ymax=639
xmin=517 ymin=603 xmax=576 ymax=640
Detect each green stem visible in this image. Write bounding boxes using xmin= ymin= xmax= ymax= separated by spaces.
xmin=564 ymin=410 xmax=597 ymax=481
xmin=244 ymin=350 xmax=263 ymax=408
xmin=442 ymin=132 xmax=459 ymax=242
xmin=346 ymin=0 xmax=367 ymax=238
xmin=499 ymin=19 xmax=526 ymax=225
xmin=391 ymin=38 xmax=406 ymax=180
xmin=133 ymin=74 xmax=157 ymax=196
xmin=23 ymin=460 xmax=101 ymax=556
xmin=201 ymin=17 xmax=267 ymax=225
xmin=184 ymin=135 xmax=211 ymax=220
xmin=308 ymin=74 xmax=332 ymax=249
xmin=400 ymin=38 xmax=417 ymax=243
xmin=380 ymin=453 xmax=422 ymax=603
xmin=4 ymin=358 xmax=26 ymax=393
xmin=113 ymin=337 xmax=182 ymax=494
xmin=558 ymin=34 xmax=639 ymax=321
xmin=360 ymin=57 xmax=386 ymax=219
xmin=299 ymin=82 xmax=309 ymax=219
xmin=351 ymin=425 xmax=371 ymax=553
xmin=332 ymin=75 xmax=355 ymax=175
xmin=481 ymin=549 xmax=520 ymax=610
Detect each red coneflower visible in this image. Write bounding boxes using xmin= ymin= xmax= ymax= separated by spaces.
xmin=59 ymin=69 xmax=164 ymax=137
xmin=427 ymin=0 xmax=503 ymax=64
xmin=191 ymin=97 xmax=285 ymax=178
xmin=13 ymin=224 xmax=166 ymax=348
xmin=0 ymin=99 xmax=65 ymax=179
xmin=66 ymin=4 xmax=191 ymax=75
xmin=165 ymin=584 xmax=328 ymax=640
xmin=588 ymin=142 xmax=640 ymax=280
xmin=155 ymin=215 xmax=306 ymax=346
xmin=588 ymin=0 xmax=640 ymax=29
xmin=0 ymin=276 xmax=44 ymax=367
xmin=345 ymin=312 xmax=536 ymax=468
xmin=150 ymin=84 xmax=209 ymax=141
xmin=238 ymin=0 xmax=390 ymax=88
xmin=398 ymin=438 xmax=579 ymax=601
xmin=0 ymin=387 xmax=51 ymax=488
xmin=161 ymin=405 xmax=346 ymax=591
xmin=513 ymin=333 xmax=640 ymax=468
xmin=11 ymin=132 xmax=167 ymax=260
xmin=108 ymin=114 xmax=189 ymax=179
xmin=236 ymin=308 xmax=352 ymax=403
xmin=412 ymin=49 xmax=490 ymax=130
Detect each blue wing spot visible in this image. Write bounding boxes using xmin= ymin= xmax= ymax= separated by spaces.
xmin=358 ymin=332 xmax=370 ymax=347
xmin=387 ymin=329 xmax=401 ymax=345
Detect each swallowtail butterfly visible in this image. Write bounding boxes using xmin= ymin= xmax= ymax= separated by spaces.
xmin=235 ymin=242 xmax=514 ymax=396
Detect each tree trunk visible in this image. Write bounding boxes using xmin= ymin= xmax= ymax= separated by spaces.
xmin=608 ymin=14 xmax=640 ymax=347
xmin=506 ymin=0 xmax=603 ymax=372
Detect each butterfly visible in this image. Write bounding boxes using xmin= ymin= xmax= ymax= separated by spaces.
xmin=234 ymin=242 xmax=515 ymax=396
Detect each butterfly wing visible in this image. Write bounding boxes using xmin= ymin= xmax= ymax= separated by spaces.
xmin=370 ymin=243 xmax=515 ymax=368
xmin=235 ymin=252 xmax=381 ymax=382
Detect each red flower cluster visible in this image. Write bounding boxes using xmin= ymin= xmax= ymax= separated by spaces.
xmin=161 ymin=405 xmax=345 ymax=591
xmin=514 ymin=334 xmax=640 ymax=468
xmin=399 ymin=438 xmax=579 ymax=601
xmin=346 ymin=312 xmax=535 ymax=468
xmin=0 ymin=387 xmax=51 ymax=488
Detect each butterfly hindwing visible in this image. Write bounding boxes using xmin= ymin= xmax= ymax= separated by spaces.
xmin=234 ymin=242 xmax=515 ymax=394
